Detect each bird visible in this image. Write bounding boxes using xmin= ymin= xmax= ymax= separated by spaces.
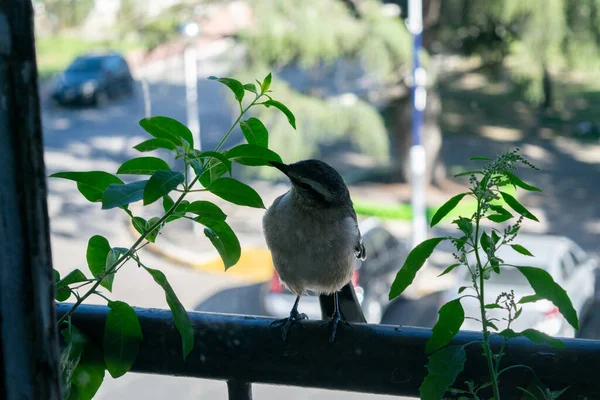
xmin=262 ymin=159 xmax=367 ymax=344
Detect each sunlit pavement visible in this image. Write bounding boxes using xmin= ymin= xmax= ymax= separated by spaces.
xmin=43 ymin=41 xmax=600 ymax=399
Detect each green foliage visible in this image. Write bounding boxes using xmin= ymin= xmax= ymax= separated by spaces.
xmin=419 ymin=346 xmax=467 ymax=400
xmin=103 ymin=301 xmax=143 ymax=378
xmin=438 ymin=0 xmax=600 ymax=104
xmin=142 ymin=266 xmax=194 ymax=358
xmin=389 ymin=237 xmax=446 ymax=300
xmin=51 ymin=74 xmax=292 ymax=396
xmin=391 ymin=149 xmax=576 ymax=399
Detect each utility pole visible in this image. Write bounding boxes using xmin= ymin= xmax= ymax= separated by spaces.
xmin=408 ymin=0 xmax=428 ymax=248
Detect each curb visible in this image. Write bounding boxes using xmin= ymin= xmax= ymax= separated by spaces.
xmin=125 ymin=213 xmax=274 ymax=284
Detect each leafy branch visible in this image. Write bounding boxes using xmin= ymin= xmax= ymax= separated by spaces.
xmin=389 ymin=149 xmax=577 ymax=400
xmin=52 ymin=73 xmax=295 ymax=400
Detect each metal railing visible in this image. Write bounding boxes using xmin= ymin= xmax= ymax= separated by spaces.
xmin=57 ymin=303 xmax=600 ymax=400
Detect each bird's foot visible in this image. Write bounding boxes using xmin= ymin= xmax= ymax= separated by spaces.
xmin=271 ymin=310 xmax=308 ymax=343
xmin=320 ymin=311 xmax=352 ymax=344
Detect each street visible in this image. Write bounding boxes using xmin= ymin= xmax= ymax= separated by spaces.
xmin=43 ymin=43 xmax=600 ymax=399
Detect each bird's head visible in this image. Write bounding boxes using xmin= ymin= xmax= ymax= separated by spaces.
xmin=269 ymin=159 xmax=350 ymax=207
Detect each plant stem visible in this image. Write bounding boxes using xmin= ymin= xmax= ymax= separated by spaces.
xmin=57 ymin=177 xmax=198 ymax=326
xmin=473 ymin=198 xmax=502 ymax=400
xmin=214 ymin=96 xmax=261 ymax=152
xmin=58 ymin=94 xmax=257 ymax=326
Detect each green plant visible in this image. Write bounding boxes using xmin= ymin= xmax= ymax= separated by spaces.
xmin=389 ymin=150 xmax=577 ymax=400
xmin=51 ymin=73 xmax=294 ymax=399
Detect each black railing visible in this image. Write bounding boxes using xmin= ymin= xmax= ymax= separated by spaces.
xmin=57 ymin=303 xmax=600 ymax=399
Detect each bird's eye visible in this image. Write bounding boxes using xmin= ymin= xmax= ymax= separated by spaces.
xmin=297 ymin=182 xmax=311 ymax=190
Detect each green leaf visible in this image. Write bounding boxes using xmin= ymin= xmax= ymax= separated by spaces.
xmin=243 ymin=83 xmax=257 ymax=94
xmin=519 ymin=294 xmax=544 ymax=304
xmin=103 ymin=301 xmax=143 ymax=378
xmin=492 ymin=230 xmax=501 ymax=244
xmin=426 ymin=299 xmax=464 ymax=354
xmin=261 ymin=72 xmax=272 ymax=93
xmin=103 ymin=247 xmax=128 ymax=291
xmin=131 ymin=216 xmax=146 ymax=235
xmin=515 ymin=266 xmax=579 ymax=329
xmin=190 ymin=159 xmax=203 ymax=176
xmin=458 ymin=286 xmax=468 ymax=294
xmin=453 ymin=217 xmax=473 ymax=236
xmin=140 ymin=117 xmax=192 ymax=147
xmin=162 ymin=195 xmax=175 ymax=212
xmin=186 ymin=201 xmax=227 ymax=220
xmin=438 ymin=263 xmax=461 ymax=277
xmin=499 ymin=328 xmax=565 ymax=348
xmin=480 ymin=232 xmax=494 ymax=254
xmin=488 ymin=213 xmax=513 ymax=223
xmin=102 ymin=180 xmax=148 ymax=209
xmin=500 ymin=191 xmax=539 ymax=222
xmin=469 ymin=157 xmax=491 ymax=161
xmin=430 ymin=193 xmax=467 ymax=227
xmin=86 ymin=236 xmax=113 ymax=291
xmin=143 ymin=171 xmax=184 ymax=206
xmin=485 ymin=303 xmax=503 ymax=309
xmin=453 ymin=170 xmax=483 ymax=177
xmin=240 ymin=118 xmax=269 ymax=148
xmin=61 ymin=325 xmax=106 ymax=400
xmin=193 ymin=150 xmax=233 ymax=175
xmin=146 ymin=217 xmax=162 ymax=242
xmin=133 ymin=138 xmax=178 ymax=152
xmin=208 ymin=76 xmax=244 ymax=103
xmin=195 ymin=217 xmax=241 ymax=269
xmin=56 ymin=269 xmax=88 ymax=302
xmin=69 ymin=338 xmax=105 ymax=400
xmin=200 ymin=161 xmax=228 ymax=187
xmin=60 ymin=325 xmax=86 ymax=400
xmin=117 ymin=157 xmax=170 ymax=175
xmin=511 ymin=244 xmax=534 ymax=257
xmin=389 ymin=237 xmax=446 ymax=300
xmin=143 ymin=266 xmax=194 ymax=358
xmin=56 ymin=269 xmax=87 ymax=287
xmin=207 ymin=177 xmax=265 ymax=209
xmin=262 ymin=99 xmax=296 ymax=129
xmin=226 ymin=144 xmax=282 ymax=166
xmin=419 ymin=345 xmax=467 ymax=400
xmin=50 ymin=171 xmax=123 ymax=203
xmin=504 ymin=170 xmax=542 ymax=192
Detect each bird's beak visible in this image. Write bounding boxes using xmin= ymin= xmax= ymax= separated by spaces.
xmin=268 ymin=161 xmax=290 ymax=176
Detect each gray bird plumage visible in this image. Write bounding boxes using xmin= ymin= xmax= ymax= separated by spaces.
xmin=262 ymin=159 xmax=366 ymax=343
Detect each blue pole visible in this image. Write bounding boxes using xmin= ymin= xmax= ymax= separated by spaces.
xmin=408 ymin=0 xmax=428 ymax=248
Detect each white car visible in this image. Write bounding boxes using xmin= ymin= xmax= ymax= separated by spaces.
xmin=441 ymin=234 xmax=597 ymax=338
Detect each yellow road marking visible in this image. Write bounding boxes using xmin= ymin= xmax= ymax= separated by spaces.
xmin=190 ymin=247 xmax=275 ymax=283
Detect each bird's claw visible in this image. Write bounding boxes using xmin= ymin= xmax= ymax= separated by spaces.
xmin=320 ymin=311 xmax=352 ymax=344
xmin=271 ymin=311 xmax=308 ymax=343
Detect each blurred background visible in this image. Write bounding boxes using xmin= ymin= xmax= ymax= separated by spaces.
xmin=37 ymin=0 xmax=600 ymax=398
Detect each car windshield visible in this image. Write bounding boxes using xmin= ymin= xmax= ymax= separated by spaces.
xmin=66 ymin=57 xmax=104 ymax=73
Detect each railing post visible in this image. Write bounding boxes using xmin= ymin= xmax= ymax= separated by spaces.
xmin=227 ymin=380 xmax=253 ymax=400
xmin=0 ymin=1 xmax=61 ymax=399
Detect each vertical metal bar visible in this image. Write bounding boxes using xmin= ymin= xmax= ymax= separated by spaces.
xmin=227 ymin=380 xmax=253 ymax=400
xmin=0 ymin=1 xmax=61 ymax=399
xmin=408 ymin=0 xmax=428 ymax=248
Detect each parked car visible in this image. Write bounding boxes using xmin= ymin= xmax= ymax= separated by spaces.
xmin=51 ymin=52 xmax=134 ymax=107
xmin=260 ymin=219 xmax=410 ymax=323
xmin=441 ymin=234 xmax=597 ymax=338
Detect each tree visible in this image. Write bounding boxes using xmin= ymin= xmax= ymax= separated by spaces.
xmin=435 ymin=0 xmax=600 ymax=107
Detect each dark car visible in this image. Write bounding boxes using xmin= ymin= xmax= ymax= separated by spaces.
xmin=260 ymin=219 xmax=410 ymax=323
xmin=51 ymin=53 xmax=134 ymax=107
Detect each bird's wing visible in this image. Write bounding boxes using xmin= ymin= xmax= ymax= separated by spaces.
xmin=348 ymin=206 xmax=367 ymax=261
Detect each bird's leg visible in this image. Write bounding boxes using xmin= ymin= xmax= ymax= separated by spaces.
xmin=271 ymin=295 xmax=308 ymax=343
xmin=321 ymin=291 xmax=352 ymax=344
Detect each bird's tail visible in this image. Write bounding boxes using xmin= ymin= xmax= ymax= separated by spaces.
xmin=319 ymin=283 xmax=366 ymax=323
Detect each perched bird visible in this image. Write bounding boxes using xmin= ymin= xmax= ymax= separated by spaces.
xmin=262 ymin=159 xmax=367 ymax=344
